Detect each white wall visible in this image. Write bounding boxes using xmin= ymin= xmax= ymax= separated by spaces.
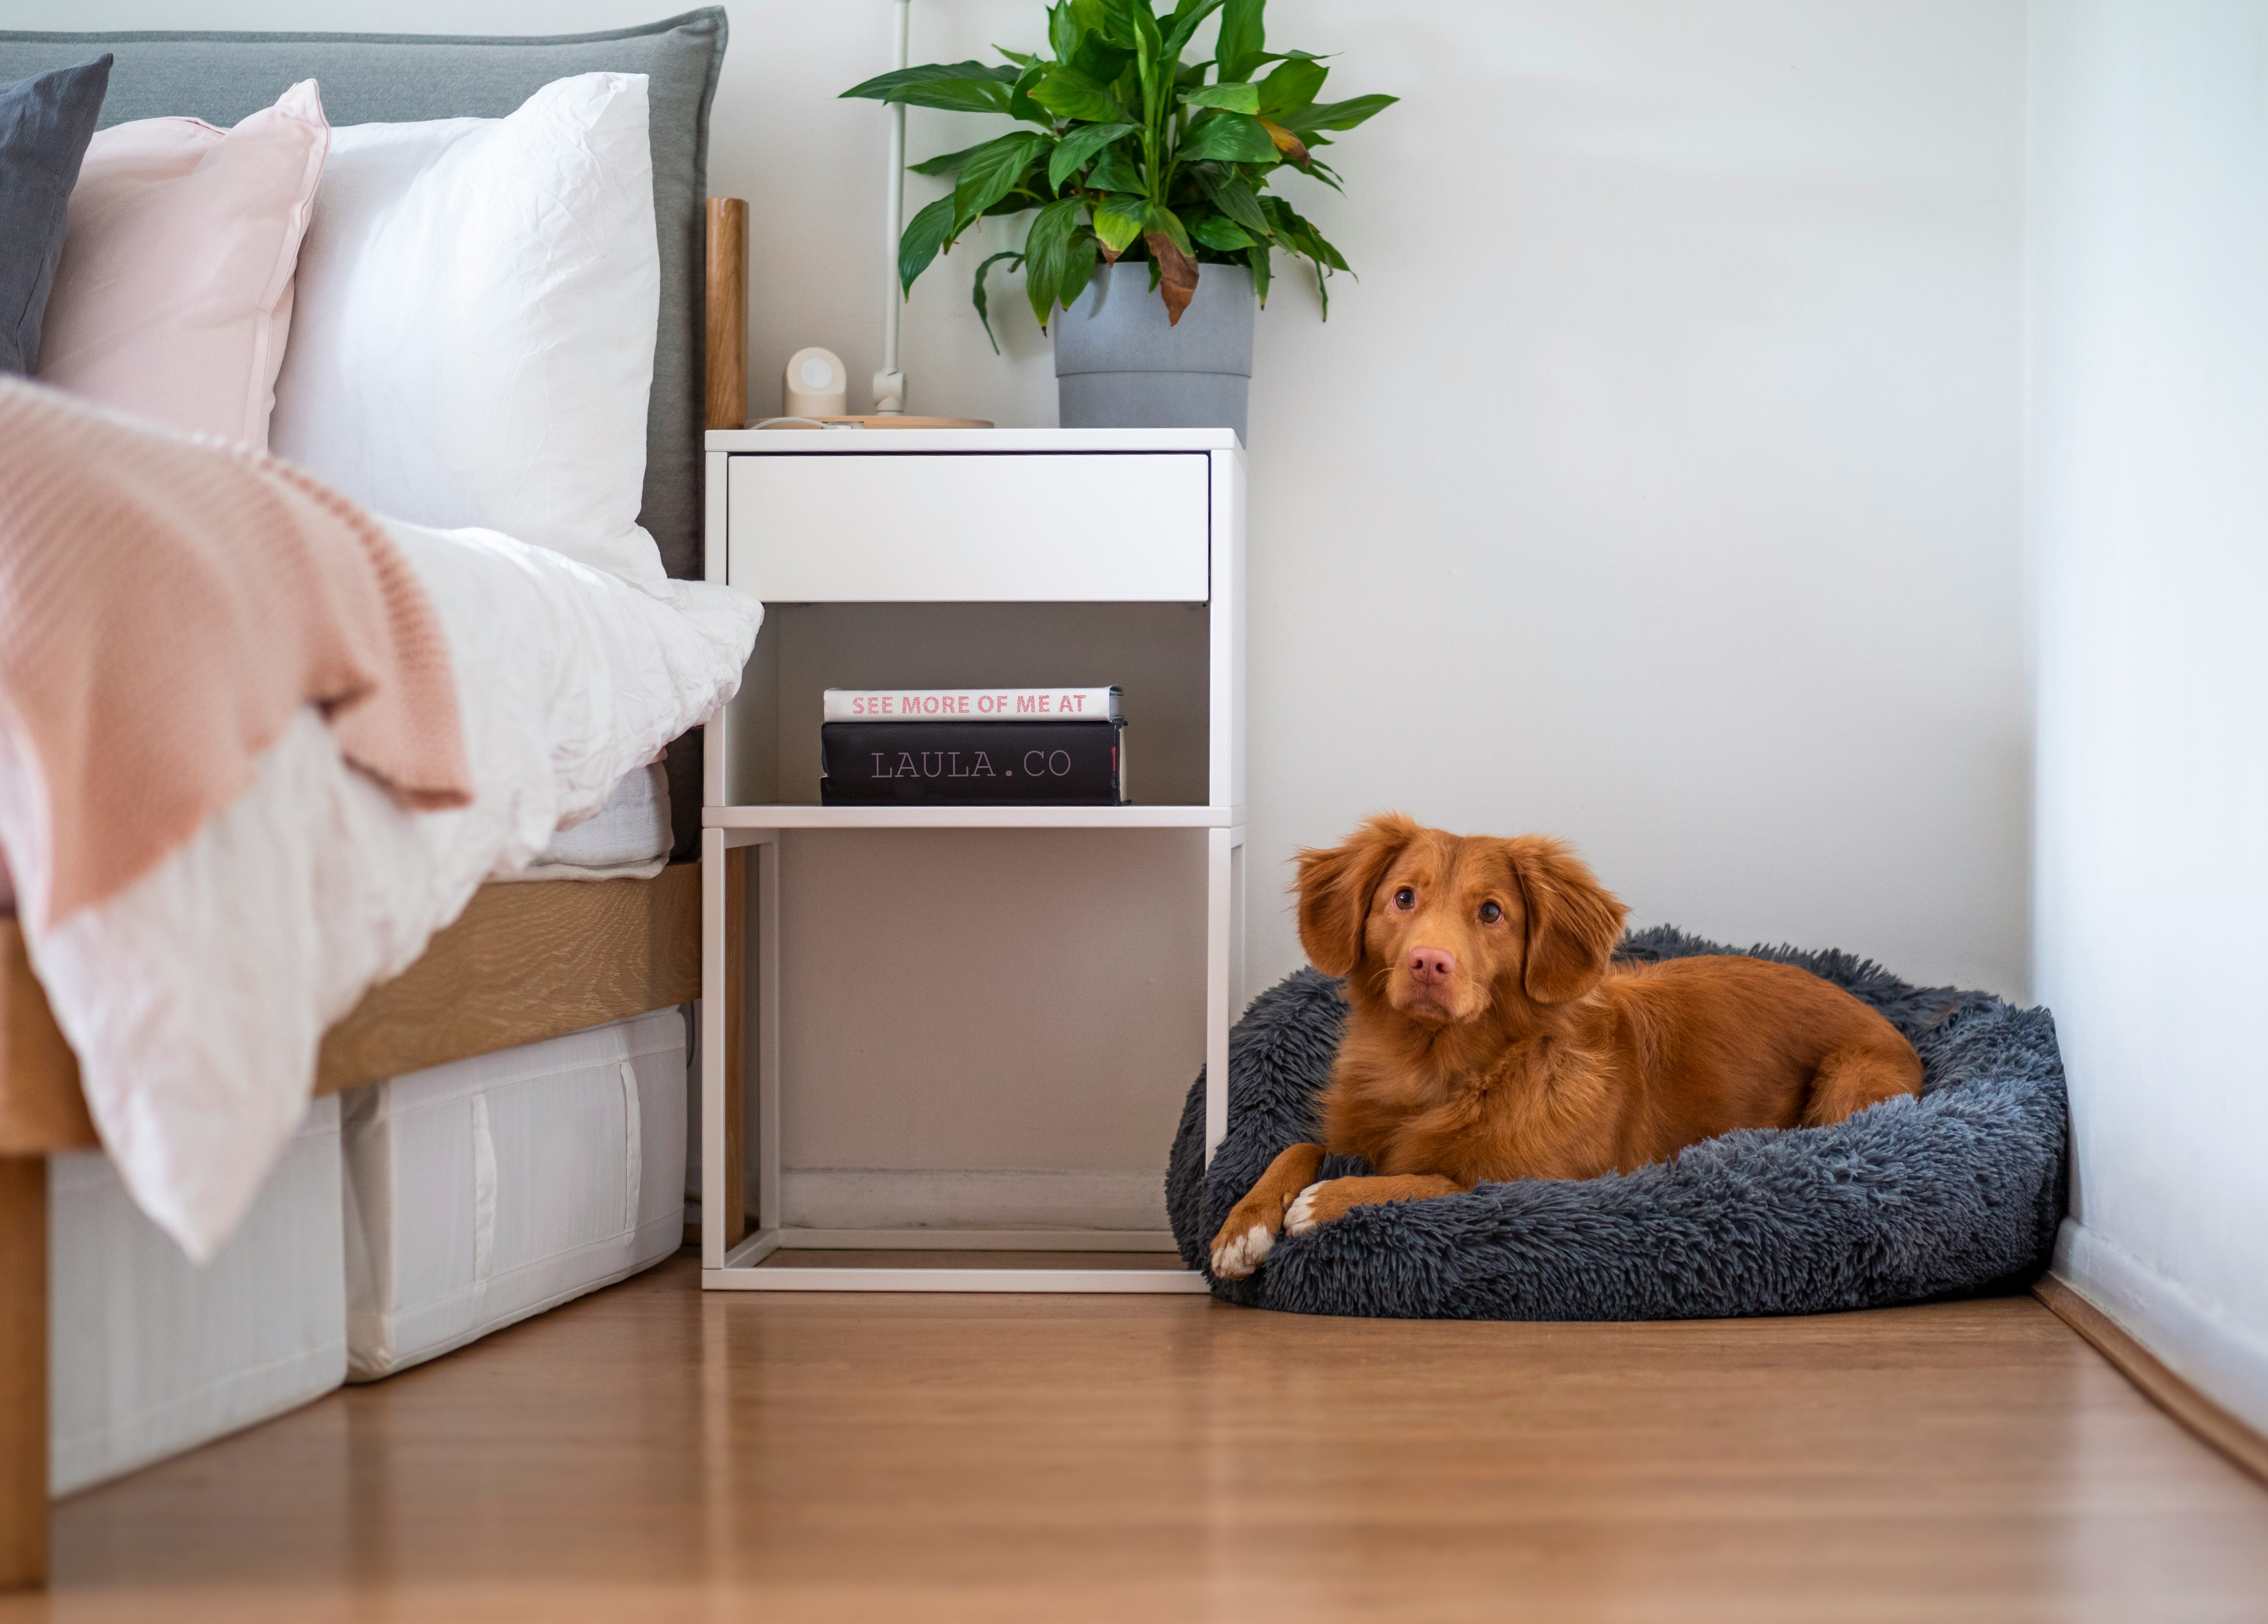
xmin=2030 ymin=0 xmax=2268 ymax=1434
xmin=21 ymin=1 xmax=2031 ymax=1218
xmin=724 ymin=0 xmax=2030 ymax=1002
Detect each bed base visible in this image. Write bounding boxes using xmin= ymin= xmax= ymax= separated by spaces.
xmin=0 ymin=864 xmax=705 ymax=1586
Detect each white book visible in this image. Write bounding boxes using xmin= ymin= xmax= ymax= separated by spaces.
xmin=822 ymin=687 xmax=1124 ymax=723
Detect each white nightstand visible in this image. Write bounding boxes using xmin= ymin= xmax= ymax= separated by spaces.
xmin=698 ymin=428 xmax=1244 ymax=1292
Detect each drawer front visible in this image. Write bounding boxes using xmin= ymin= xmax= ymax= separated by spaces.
xmin=727 ymin=451 xmax=1210 ymax=601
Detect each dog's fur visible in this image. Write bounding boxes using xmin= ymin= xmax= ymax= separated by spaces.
xmin=1209 ymin=815 xmax=1924 ymax=1279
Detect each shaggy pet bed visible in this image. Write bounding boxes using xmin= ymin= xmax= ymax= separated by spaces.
xmin=1165 ymin=927 xmax=2067 ymax=1320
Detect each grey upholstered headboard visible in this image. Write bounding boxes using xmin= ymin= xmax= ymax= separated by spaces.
xmin=0 ymin=10 xmax=729 ymax=857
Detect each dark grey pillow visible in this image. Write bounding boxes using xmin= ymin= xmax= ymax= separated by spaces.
xmin=0 ymin=53 xmax=109 ymax=376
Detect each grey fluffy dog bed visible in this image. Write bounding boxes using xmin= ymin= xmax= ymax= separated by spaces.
xmin=1165 ymin=927 xmax=2067 ymax=1319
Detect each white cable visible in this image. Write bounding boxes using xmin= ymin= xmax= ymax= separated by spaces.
xmin=873 ymin=0 xmax=912 ymax=414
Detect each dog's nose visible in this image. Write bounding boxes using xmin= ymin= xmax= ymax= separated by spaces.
xmin=1407 ymin=946 xmax=1455 ymax=984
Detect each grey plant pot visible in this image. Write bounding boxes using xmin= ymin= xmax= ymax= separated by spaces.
xmin=1053 ymin=261 xmax=1254 ymax=445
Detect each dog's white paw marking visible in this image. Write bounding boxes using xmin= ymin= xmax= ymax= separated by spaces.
xmin=1211 ymin=1221 xmax=1276 ymax=1280
xmin=1285 ymin=1182 xmax=1329 ymax=1235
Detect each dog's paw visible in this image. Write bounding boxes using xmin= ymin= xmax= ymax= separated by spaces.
xmin=1284 ymin=1181 xmax=1331 ymax=1235
xmin=1210 ymin=1219 xmax=1278 ymax=1280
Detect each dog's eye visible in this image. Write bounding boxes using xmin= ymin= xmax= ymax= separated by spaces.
xmin=1392 ymin=887 xmax=1416 ymax=910
xmin=1479 ymin=900 xmax=1503 ymax=924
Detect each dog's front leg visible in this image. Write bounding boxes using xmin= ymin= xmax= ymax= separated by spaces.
xmin=1285 ymin=1175 xmax=1467 ymax=1235
xmin=1208 ymin=1143 xmax=1326 ymax=1279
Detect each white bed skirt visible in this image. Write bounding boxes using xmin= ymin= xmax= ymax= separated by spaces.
xmin=341 ymin=1008 xmax=687 ymax=1381
xmin=49 ymin=1097 xmax=346 ymax=1497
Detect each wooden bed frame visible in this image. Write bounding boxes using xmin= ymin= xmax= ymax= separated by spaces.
xmin=0 ymin=199 xmax=754 ymax=1592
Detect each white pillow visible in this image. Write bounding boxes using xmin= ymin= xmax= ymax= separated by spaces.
xmin=270 ymin=73 xmax=664 ymax=588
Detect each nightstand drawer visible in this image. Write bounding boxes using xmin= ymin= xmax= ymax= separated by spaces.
xmin=725 ymin=451 xmax=1209 ymax=601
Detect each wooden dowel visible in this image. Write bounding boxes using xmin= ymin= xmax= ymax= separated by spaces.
xmin=706 ymin=198 xmax=749 ymax=432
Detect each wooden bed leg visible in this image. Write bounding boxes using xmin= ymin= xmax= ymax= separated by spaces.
xmin=723 ymin=847 xmax=748 ymax=1248
xmin=0 ymin=1156 xmax=46 ymax=1590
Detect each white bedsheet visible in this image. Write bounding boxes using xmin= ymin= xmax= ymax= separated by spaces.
xmin=3 ymin=521 xmax=758 ymax=1261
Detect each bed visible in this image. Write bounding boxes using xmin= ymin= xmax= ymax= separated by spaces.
xmin=0 ymin=10 xmax=756 ymax=1588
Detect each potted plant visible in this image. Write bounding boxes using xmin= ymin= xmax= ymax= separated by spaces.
xmin=843 ymin=0 xmax=1393 ymax=442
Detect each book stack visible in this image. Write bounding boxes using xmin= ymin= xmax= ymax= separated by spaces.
xmin=819 ymin=687 xmax=1128 ymax=806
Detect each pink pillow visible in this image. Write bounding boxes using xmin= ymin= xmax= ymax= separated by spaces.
xmin=37 ymin=80 xmax=327 ymax=449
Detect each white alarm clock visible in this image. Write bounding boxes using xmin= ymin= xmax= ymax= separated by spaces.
xmin=784 ymin=346 xmax=848 ymax=417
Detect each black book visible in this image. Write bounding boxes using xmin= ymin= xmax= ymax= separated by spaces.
xmin=820 ymin=719 xmax=1127 ymax=806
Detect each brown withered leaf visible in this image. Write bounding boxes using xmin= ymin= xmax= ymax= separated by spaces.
xmin=1145 ymin=231 xmax=1199 ymax=326
xmin=1261 ymin=118 xmax=1311 ymax=168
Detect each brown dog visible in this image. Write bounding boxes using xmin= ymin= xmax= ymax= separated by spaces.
xmin=1209 ymin=815 xmax=1922 ymax=1279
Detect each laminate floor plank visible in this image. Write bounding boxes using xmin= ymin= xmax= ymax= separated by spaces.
xmin=10 ymin=1251 xmax=2267 ymax=1623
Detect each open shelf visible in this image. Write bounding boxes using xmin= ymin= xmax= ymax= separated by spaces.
xmin=703 ymin=803 xmax=1242 ymax=830
xmin=722 ymin=600 xmax=1214 ymax=809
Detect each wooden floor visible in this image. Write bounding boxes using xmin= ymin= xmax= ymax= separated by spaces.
xmin=9 ymin=1252 xmax=2268 ymax=1623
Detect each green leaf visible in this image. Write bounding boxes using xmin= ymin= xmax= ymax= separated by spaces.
xmin=1049 ymin=2 xmax=1078 ymax=63
xmin=1091 ymin=195 xmax=1150 ymax=256
xmin=1078 ymin=0 xmax=1126 ymax=42
xmin=1280 ymin=93 xmax=1396 ymax=133
xmin=1217 ymin=0 xmax=1265 ymax=82
xmin=953 ymin=132 xmax=1049 ymax=230
xmin=996 ymin=44 xmax=1042 ymax=69
xmin=1144 ymin=201 xmax=1194 ymax=256
xmin=1245 ymin=241 xmax=1271 ymax=304
xmin=1085 ymin=144 xmax=1147 ymax=193
xmin=1122 ymin=0 xmax=1164 ymax=117
xmin=1133 ymin=3 xmax=1166 ymax=66
xmin=1191 ymin=213 xmax=1256 ymax=251
xmin=1180 ymin=81 xmax=1260 ymax=113
xmin=1259 ymin=194 xmax=1351 ymax=315
xmin=1021 ymin=195 xmax=1084 ymax=330
xmin=841 ymin=60 xmax=1016 ymax=115
xmin=1048 ymin=121 xmax=1136 ymax=189
xmin=908 ymin=140 xmax=991 ymax=178
xmin=1198 ymin=170 xmax=1273 ymax=239
xmin=1255 ymin=56 xmax=1326 ymax=116
xmin=1030 ymin=66 xmax=1126 ymax=124
xmin=972 ymin=250 xmax=1024 ymax=354
xmin=1069 ymin=35 xmax=1133 ymax=85
xmin=843 ymin=59 xmax=1020 ymax=98
xmin=1303 ymin=224 xmax=1351 ymax=274
xmin=898 ymin=195 xmax=959 ymax=294
xmin=1161 ymin=0 xmax=1229 ymax=61
xmin=1177 ymin=111 xmax=1277 ymax=163
xmin=1009 ymin=65 xmax=1052 ymax=126
xmin=1060 ymin=229 xmax=1100 ymax=309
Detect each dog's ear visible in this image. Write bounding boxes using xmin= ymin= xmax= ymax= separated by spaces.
xmin=1294 ymin=813 xmax=1418 ymax=978
xmin=1507 ymin=837 xmax=1628 ymax=1004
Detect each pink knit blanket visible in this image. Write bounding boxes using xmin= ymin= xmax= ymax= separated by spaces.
xmin=0 ymin=379 xmax=472 ymax=929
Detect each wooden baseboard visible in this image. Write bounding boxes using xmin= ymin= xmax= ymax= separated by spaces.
xmin=2034 ymin=1275 xmax=2268 ymax=1487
